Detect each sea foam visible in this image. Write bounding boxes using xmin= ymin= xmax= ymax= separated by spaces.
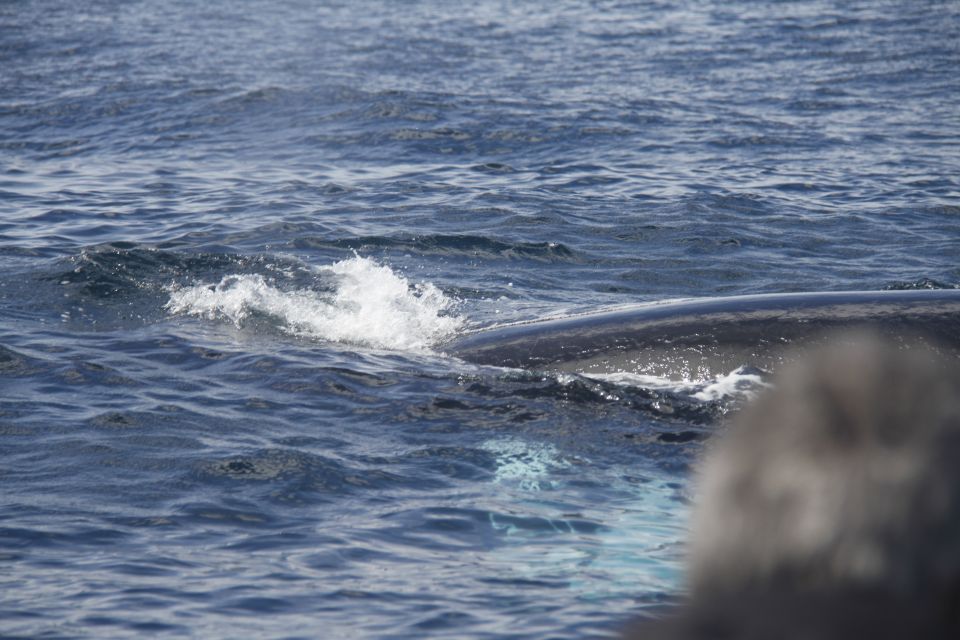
xmin=166 ymin=256 xmax=463 ymax=351
xmin=592 ymin=365 xmax=770 ymax=402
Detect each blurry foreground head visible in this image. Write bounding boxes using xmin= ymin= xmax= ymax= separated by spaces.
xmin=626 ymin=333 xmax=960 ymax=639
xmin=689 ymin=333 xmax=960 ymax=604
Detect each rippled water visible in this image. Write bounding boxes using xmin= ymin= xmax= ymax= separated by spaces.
xmin=2 ymin=1 xmax=958 ymax=637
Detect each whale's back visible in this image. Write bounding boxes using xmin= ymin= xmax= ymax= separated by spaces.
xmin=447 ymin=290 xmax=960 ymax=378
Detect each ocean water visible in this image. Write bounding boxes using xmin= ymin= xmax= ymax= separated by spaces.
xmin=1 ymin=0 xmax=958 ymax=637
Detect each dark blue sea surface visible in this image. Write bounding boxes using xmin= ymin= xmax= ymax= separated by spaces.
xmin=1 ymin=0 xmax=958 ymax=637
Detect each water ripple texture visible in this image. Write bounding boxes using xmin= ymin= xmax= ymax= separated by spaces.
xmin=1 ymin=0 xmax=958 ymax=638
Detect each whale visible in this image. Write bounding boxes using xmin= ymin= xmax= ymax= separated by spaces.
xmin=446 ymin=290 xmax=960 ymax=379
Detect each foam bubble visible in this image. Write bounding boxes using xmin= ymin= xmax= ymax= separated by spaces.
xmin=166 ymin=256 xmax=463 ymax=352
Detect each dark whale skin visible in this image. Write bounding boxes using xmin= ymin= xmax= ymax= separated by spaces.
xmin=446 ymin=290 xmax=960 ymax=378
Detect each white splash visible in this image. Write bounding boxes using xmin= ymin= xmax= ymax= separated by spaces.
xmin=691 ymin=366 xmax=769 ymax=402
xmin=166 ymin=256 xmax=463 ymax=352
xmin=590 ymin=365 xmax=769 ymax=402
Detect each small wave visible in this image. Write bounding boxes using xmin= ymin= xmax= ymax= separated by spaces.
xmin=166 ymin=256 xmax=463 ymax=352
xmin=53 ymin=243 xmax=302 ymax=299
xmin=294 ymin=234 xmax=579 ymax=263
